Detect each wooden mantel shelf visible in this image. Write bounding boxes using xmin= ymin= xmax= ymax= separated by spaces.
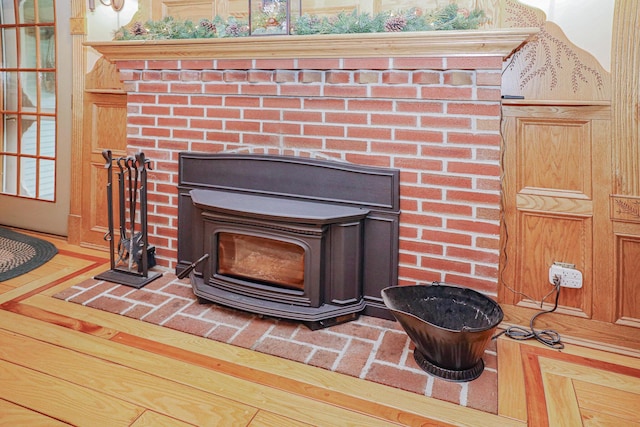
xmin=86 ymin=28 xmax=538 ymax=62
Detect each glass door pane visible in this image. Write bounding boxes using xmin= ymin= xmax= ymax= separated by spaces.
xmin=1 ymin=0 xmax=56 ymax=201
xmin=218 ymin=232 xmax=306 ymax=289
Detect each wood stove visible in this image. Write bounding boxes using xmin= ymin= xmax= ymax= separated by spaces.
xmin=177 ymin=153 xmax=400 ymax=328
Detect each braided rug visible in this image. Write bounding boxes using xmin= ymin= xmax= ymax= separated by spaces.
xmin=0 ymin=227 xmax=57 ymax=282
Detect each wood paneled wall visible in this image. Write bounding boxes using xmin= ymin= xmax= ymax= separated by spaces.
xmin=501 ymin=104 xmax=612 ymax=319
xmin=500 ymin=0 xmax=640 ymax=349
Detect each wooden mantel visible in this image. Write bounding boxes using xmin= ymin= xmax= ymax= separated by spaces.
xmin=86 ymin=28 xmax=538 ymax=61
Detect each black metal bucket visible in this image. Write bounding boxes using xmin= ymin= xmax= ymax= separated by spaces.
xmin=381 ymin=282 xmax=503 ymax=382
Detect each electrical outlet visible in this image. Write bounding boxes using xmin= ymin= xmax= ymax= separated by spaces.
xmin=549 ymin=262 xmax=583 ymax=289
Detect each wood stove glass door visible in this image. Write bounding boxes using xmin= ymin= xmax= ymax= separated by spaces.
xmin=217 ymin=232 xmax=305 ymax=290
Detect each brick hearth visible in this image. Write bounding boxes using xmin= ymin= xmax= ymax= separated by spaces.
xmin=54 ymin=274 xmax=499 ymax=414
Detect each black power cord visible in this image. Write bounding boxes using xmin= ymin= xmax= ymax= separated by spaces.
xmin=494 ymin=276 xmax=565 ymax=350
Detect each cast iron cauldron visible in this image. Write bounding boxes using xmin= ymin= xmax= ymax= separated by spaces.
xmin=381 ymin=282 xmax=503 ymax=382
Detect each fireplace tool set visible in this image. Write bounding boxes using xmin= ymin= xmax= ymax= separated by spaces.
xmin=94 ymin=150 xmax=162 ymax=288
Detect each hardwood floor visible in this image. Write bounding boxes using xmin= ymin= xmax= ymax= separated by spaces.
xmin=498 ymin=337 xmax=640 ymax=426
xmin=1 ymin=233 xmax=639 ymax=426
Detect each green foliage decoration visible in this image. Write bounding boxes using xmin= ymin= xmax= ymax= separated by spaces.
xmin=293 ymin=5 xmax=485 ymax=35
xmin=113 ymin=4 xmax=485 ymax=41
xmin=114 ymin=16 xmax=249 ymax=40
xmin=430 ymin=4 xmax=487 ymax=30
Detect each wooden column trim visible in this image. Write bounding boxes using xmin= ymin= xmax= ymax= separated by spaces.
xmin=612 ymin=0 xmax=640 ymax=196
xmin=67 ymin=0 xmax=87 ymax=245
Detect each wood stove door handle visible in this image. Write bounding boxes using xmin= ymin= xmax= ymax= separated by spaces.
xmin=177 ymin=254 xmax=210 ymax=280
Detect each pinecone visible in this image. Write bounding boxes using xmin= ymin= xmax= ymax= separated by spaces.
xmin=226 ymin=23 xmax=240 ymax=37
xmin=384 ymin=15 xmax=407 ymax=32
xmin=131 ymin=21 xmax=147 ymax=36
xmin=199 ymin=19 xmax=217 ymax=34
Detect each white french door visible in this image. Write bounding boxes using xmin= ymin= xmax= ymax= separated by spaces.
xmin=0 ymin=0 xmax=71 ymax=235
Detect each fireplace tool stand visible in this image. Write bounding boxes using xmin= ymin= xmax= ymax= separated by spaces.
xmin=95 ymin=150 xmax=162 ymax=288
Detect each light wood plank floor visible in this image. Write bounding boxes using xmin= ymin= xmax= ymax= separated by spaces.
xmin=1 ymin=232 xmax=639 ymax=426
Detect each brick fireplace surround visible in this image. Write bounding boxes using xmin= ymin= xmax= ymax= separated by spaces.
xmin=84 ymin=29 xmax=535 ymax=415
xmin=90 ymin=29 xmax=534 ymax=298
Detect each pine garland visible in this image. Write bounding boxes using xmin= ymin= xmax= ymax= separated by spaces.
xmin=293 ymin=5 xmax=486 ymax=35
xmin=113 ymin=4 xmax=486 ymax=41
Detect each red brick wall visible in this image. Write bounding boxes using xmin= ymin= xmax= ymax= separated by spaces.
xmin=117 ymin=55 xmax=504 ymax=295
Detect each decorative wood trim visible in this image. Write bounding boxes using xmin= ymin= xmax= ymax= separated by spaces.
xmin=501 ymin=99 xmax=611 ymax=107
xmin=612 ymin=0 xmax=640 ymax=195
xmin=69 ymin=17 xmax=85 ymax=35
xmin=85 ymin=28 xmax=538 ymax=61
xmin=67 ymin=0 xmax=87 ymax=245
xmin=84 ymin=89 xmax=127 ymax=95
xmin=85 ymin=58 xmax=125 ymax=91
xmin=501 ymin=104 xmax=611 ymax=119
xmin=500 ymin=0 xmax=611 ymax=101
xmin=615 ymin=232 xmax=640 ymax=328
xmin=611 ymin=195 xmax=640 ymax=223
